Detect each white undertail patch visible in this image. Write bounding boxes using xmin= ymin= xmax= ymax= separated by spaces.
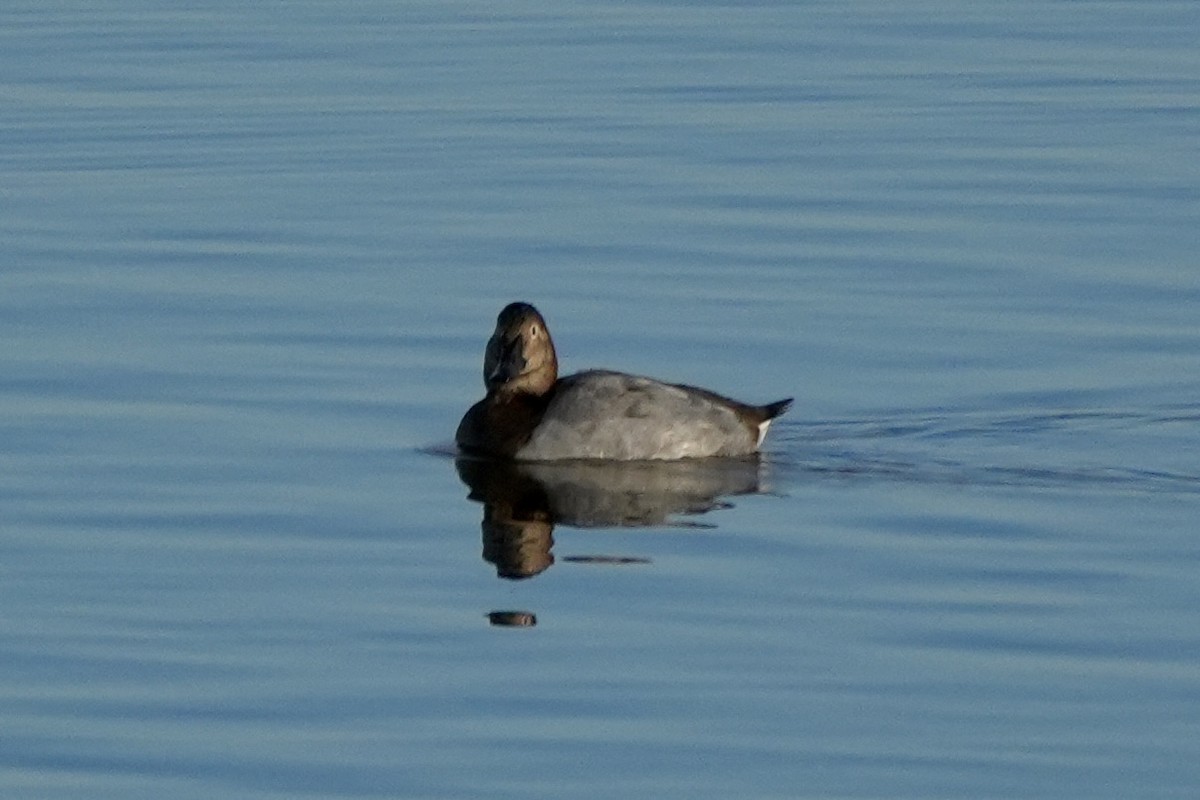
xmin=756 ymin=420 xmax=771 ymax=448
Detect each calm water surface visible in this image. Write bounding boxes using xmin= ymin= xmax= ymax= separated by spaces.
xmin=3 ymin=2 xmax=1199 ymax=798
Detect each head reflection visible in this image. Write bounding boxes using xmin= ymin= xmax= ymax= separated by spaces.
xmin=481 ymin=507 xmax=555 ymax=579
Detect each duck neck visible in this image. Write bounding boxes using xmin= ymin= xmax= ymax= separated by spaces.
xmin=494 ymin=364 xmax=556 ymax=398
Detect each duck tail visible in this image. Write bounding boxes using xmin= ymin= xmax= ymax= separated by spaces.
xmin=762 ymin=398 xmax=793 ymax=420
xmin=752 ymin=397 xmax=793 ymax=448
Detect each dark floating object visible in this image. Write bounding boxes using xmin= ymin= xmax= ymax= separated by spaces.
xmin=487 ymin=610 xmax=537 ymax=628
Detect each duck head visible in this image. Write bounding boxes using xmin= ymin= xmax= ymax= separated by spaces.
xmin=483 ymin=302 xmax=559 ymax=396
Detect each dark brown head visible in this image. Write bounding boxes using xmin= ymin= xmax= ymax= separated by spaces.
xmin=482 ymin=302 xmax=559 ymax=396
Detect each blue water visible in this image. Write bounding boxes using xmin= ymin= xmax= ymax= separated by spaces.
xmin=3 ymin=2 xmax=1199 ymax=798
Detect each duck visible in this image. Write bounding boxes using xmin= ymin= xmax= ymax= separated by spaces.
xmin=456 ymin=302 xmax=792 ymax=461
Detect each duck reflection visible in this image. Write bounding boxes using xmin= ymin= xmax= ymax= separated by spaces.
xmin=456 ymin=456 xmax=768 ymax=580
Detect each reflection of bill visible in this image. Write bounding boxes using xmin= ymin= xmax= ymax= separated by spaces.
xmin=458 ymin=455 xmax=769 ymax=581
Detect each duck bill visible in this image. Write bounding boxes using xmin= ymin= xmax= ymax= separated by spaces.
xmin=486 ymin=336 xmax=527 ymax=391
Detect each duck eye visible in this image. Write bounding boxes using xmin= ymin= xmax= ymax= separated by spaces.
xmin=529 ymin=324 xmax=540 ymax=338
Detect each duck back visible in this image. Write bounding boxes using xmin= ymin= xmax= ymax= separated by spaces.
xmin=516 ymin=370 xmax=788 ymax=461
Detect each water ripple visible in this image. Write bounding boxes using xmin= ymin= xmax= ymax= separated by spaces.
xmin=775 ymin=403 xmax=1200 ymax=495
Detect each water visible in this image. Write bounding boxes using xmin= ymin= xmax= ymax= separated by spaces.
xmin=3 ymin=1 xmax=1199 ymax=797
